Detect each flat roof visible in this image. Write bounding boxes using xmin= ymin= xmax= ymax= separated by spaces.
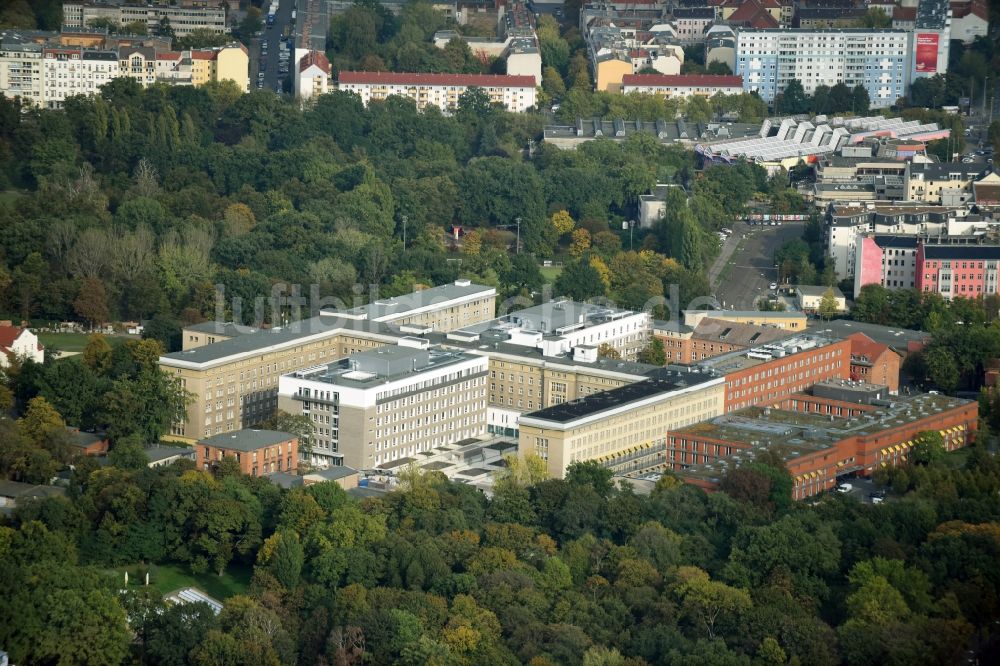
xmin=675 ymin=391 xmax=971 ymax=481
xmin=144 ymin=445 xmax=194 ymax=463
xmin=424 ymin=327 xmax=659 ymax=377
xmin=812 ymin=319 xmax=930 ymax=353
xmin=160 ymin=316 xmax=398 ymax=367
xmin=697 ymin=333 xmax=841 ymax=374
xmin=288 ymin=346 xmax=480 ymax=389
xmin=182 ymin=321 xmax=251 ymax=338
xmin=333 ymin=281 xmax=494 ymax=321
xmin=305 ymin=466 xmax=358 ymax=481
xmin=923 ymin=244 xmax=1000 ymax=260
xmin=523 ymin=368 xmax=720 ymax=424
xmin=199 ymin=429 xmax=294 ymax=452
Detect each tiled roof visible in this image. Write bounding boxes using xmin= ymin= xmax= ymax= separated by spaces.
xmin=623 ymin=73 xmax=743 ymax=88
xmin=0 ymin=325 xmax=24 ymax=350
xmin=692 ymin=317 xmax=790 ymax=346
xmin=338 ymin=71 xmax=536 ymax=88
xmin=893 ymin=6 xmax=918 ymax=20
xmin=847 ymin=332 xmax=892 ymax=363
xmin=299 ymin=49 xmax=331 ymax=74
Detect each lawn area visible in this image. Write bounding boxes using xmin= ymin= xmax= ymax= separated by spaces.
xmin=540 ymin=265 xmax=563 ymax=284
xmin=38 ymin=332 xmax=127 ymax=354
xmin=0 ymin=190 xmax=23 ymax=207
xmin=117 ymin=562 xmax=252 ymax=600
xmin=943 ymin=447 xmax=971 ymax=469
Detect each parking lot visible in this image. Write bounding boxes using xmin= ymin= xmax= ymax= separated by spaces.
xmin=833 ymin=475 xmax=886 ymax=504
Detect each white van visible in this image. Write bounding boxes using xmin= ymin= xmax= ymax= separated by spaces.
xmin=836 ymin=483 xmax=853 ymax=493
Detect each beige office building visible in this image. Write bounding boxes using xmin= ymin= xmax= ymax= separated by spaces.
xmin=278 ymin=340 xmax=489 ymax=469
xmin=518 ymin=370 xmax=726 ymax=478
xmin=161 ymin=281 xmax=497 ymax=442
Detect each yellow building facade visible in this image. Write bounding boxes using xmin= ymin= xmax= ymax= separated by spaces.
xmin=519 ymin=376 xmax=726 ymax=478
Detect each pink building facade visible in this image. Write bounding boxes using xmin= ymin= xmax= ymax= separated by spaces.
xmin=915 ymin=245 xmax=1000 ymax=299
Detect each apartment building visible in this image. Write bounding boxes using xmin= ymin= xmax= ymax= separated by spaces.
xmin=671 ymin=8 xmax=715 ymax=44
xmin=63 ymin=3 xmax=228 ymax=38
xmin=119 ymin=45 xmax=156 ymax=86
xmin=0 ymin=33 xmax=44 ymax=104
xmin=621 ymin=73 xmax=744 ymax=98
xmin=674 ymin=389 xmax=976 ymax=499
xmin=518 ymin=369 xmax=726 ymax=478
xmin=155 ymin=43 xmax=248 ymax=91
xmin=915 ymin=244 xmax=1000 ymax=299
xmin=824 ymin=203 xmax=989 ymax=280
xmin=196 ymin=429 xmax=298 ymax=477
xmin=336 ymin=71 xmax=537 ymax=113
xmin=698 ymin=333 xmax=852 ymax=412
xmin=159 ymin=281 xmax=497 ymax=442
xmin=295 ymin=50 xmax=331 ymax=101
xmin=734 ymin=29 xmax=912 ymax=107
xmin=949 ymin=0 xmax=989 ymax=44
xmin=41 ymin=47 xmax=117 ymax=108
xmin=278 ymin=340 xmax=489 ymax=469
xmin=905 ymin=161 xmax=989 ymax=206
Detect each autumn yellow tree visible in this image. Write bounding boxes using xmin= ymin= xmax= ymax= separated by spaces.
xmin=569 ymin=228 xmax=591 ymax=257
xmin=589 ymin=256 xmax=612 ymax=291
xmin=550 ymin=210 xmax=574 ymax=237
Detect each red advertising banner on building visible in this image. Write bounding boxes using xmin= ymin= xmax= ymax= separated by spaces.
xmin=915 ymin=33 xmax=939 ymax=73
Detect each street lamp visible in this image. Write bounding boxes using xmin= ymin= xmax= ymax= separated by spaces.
xmin=401 ymin=215 xmax=408 ymax=252
xmin=627 ymin=219 xmax=636 ymax=251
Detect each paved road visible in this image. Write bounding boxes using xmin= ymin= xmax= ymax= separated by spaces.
xmin=710 ymin=221 xmax=806 ymax=310
xmin=250 ymin=0 xmax=294 ymax=94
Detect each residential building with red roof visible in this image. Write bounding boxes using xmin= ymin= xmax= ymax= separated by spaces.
xmin=0 ymin=324 xmax=44 ymax=368
xmin=296 ymin=50 xmax=331 ymax=101
xmin=719 ymin=0 xmax=783 ymax=27
xmin=337 ymin=71 xmax=537 ymax=113
xmin=621 ymin=74 xmax=744 ymax=98
xmin=950 ymin=0 xmax=989 ymax=43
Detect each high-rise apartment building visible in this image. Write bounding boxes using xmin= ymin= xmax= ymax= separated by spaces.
xmin=735 ymin=29 xmax=911 ymax=107
xmin=0 ymin=34 xmax=44 ymax=104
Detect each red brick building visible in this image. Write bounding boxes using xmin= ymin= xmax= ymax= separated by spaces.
xmin=653 ymin=317 xmax=789 ymax=365
xmin=197 ymin=429 xmax=298 ymax=477
xmin=846 ymin=332 xmax=901 ymax=393
xmin=700 ymin=334 xmax=853 ymax=412
xmin=673 ymin=392 xmax=977 ymax=499
xmin=67 ymin=428 xmax=109 ymax=456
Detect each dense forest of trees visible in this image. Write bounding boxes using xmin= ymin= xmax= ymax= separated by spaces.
xmin=0 ymin=78 xmax=783 ymax=345
xmin=3 ymin=441 xmax=1000 ymax=664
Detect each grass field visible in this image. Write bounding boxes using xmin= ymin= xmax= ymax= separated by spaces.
xmin=0 ymin=191 xmax=23 ymax=207
xmin=540 ymin=266 xmax=563 ymax=284
xmin=38 ymin=332 xmax=127 ymax=354
xmin=115 ymin=562 xmax=252 ymax=600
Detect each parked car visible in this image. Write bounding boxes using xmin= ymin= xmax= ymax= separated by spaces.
xmin=769 ymin=282 xmax=777 ymax=290
xmin=836 ymin=482 xmax=853 ymax=493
